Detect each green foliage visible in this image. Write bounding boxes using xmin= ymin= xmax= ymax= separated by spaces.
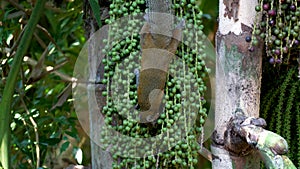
xmin=260 ymin=66 xmax=300 ymax=168
xmin=0 ymin=0 xmax=47 ymax=168
xmin=88 ymin=0 xmax=102 ymax=27
xmin=0 ymin=0 xmax=86 ymax=168
xmin=198 ymin=0 xmax=218 ymax=41
xmin=296 ymin=101 xmax=300 ymax=167
xmin=274 ymin=67 xmax=294 ymax=134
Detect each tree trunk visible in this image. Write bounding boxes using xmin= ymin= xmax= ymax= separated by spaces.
xmin=211 ymin=0 xmax=263 ymax=168
xmin=83 ymin=1 xmax=113 ymax=168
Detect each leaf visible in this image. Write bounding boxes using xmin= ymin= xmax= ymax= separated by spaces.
xmin=39 ymin=138 xmax=61 ymax=146
xmin=50 ymin=131 xmax=62 ymax=138
xmin=27 ymin=46 xmax=49 ymax=83
xmin=50 ymin=83 xmax=72 ymax=110
xmin=65 ymin=130 xmax=77 ymax=138
xmin=56 ymin=116 xmax=69 ymax=125
xmin=20 ymin=139 xmax=30 ymax=147
xmin=37 ymin=116 xmax=52 ymax=125
xmin=74 ymin=148 xmax=83 ymax=164
xmin=60 ymin=141 xmax=70 ymax=154
xmin=89 ymin=0 xmax=102 ymax=27
xmin=27 ymin=59 xmax=69 ymax=84
xmin=44 ymin=10 xmax=58 ymax=33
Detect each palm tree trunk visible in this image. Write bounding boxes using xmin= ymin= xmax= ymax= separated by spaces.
xmin=211 ymin=1 xmax=263 ymax=168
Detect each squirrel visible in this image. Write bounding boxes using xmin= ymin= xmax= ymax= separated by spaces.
xmin=137 ymin=17 xmax=185 ymax=123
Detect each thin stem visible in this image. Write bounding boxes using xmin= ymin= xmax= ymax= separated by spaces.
xmin=6 ymin=0 xmax=28 ymax=14
xmin=20 ymin=98 xmax=40 ymax=168
xmin=23 ymin=56 xmax=76 ymax=82
xmin=0 ymin=0 xmax=46 ymax=168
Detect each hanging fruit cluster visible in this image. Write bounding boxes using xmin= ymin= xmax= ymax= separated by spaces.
xmin=97 ymin=0 xmax=210 ymax=168
xmin=251 ymin=0 xmax=300 ymax=66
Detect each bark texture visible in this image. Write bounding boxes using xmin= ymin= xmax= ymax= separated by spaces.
xmin=212 ymin=28 xmax=263 ymax=169
xmin=211 ymin=0 xmax=263 ymax=167
xmin=211 ymin=30 xmax=263 ymax=168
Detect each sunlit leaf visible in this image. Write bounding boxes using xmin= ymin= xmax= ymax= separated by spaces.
xmin=60 ymin=141 xmax=70 ymax=154
xmin=40 ymin=138 xmax=61 ymax=146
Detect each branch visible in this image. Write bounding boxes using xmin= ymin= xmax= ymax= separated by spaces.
xmin=5 ymin=0 xmax=28 ymax=14
xmin=20 ymin=98 xmax=40 ymax=168
xmin=33 ymin=32 xmax=47 ymax=49
xmin=0 ymin=0 xmax=46 ymax=168
xmin=226 ymin=116 xmax=297 ymax=169
xmin=44 ymin=2 xmax=63 ymax=13
xmin=23 ymin=56 xmax=75 ymax=82
xmin=23 ymin=56 xmax=100 ymax=84
xmin=20 ymin=19 xmax=64 ymax=54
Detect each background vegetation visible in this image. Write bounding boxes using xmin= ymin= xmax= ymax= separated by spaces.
xmin=1 ymin=0 xmax=85 ymax=168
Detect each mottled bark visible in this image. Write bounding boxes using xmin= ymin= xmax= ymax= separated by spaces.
xmin=211 ymin=31 xmax=263 ymax=169
xmin=211 ymin=0 xmax=263 ymax=168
